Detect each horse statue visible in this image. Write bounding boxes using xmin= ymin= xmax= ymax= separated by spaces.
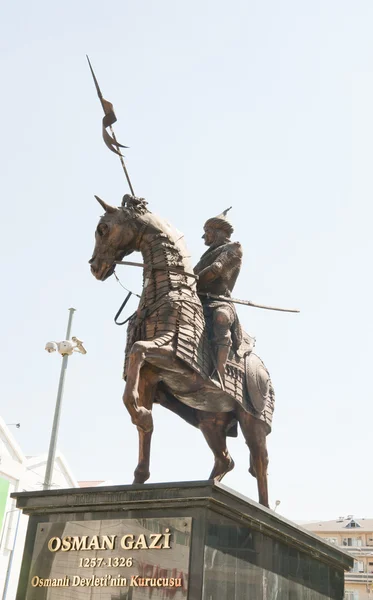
xmin=89 ymin=194 xmax=275 ymax=507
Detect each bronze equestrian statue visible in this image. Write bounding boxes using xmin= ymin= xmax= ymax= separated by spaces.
xmin=89 ymin=194 xmax=275 ymax=507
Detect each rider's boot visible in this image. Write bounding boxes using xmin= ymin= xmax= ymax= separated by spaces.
xmin=215 ymin=344 xmax=230 ymax=388
xmin=212 ymin=309 xmax=233 ymax=389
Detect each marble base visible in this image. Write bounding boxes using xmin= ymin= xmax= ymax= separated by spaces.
xmin=12 ymin=481 xmax=352 ymax=599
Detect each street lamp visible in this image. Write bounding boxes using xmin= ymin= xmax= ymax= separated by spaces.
xmin=43 ymin=308 xmax=86 ymax=490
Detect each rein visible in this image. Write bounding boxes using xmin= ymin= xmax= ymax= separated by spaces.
xmin=114 ymin=291 xmax=135 ymax=326
xmin=112 ymin=222 xmax=199 ymax=325
xmin=113 ymin=264 xmax=199 ymax=326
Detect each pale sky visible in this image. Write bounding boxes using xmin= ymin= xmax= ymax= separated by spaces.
xmin=1 ymin=0 xmax=373 ymax=521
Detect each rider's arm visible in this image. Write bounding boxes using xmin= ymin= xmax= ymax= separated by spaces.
xmin=197 ymin=261 xmax=224 ymax=284
xmin=198 ymin=243 xmax=242 ymax=285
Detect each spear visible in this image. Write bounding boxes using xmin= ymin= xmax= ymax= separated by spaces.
xmin=114 ymin=260 xmax=299 ymax=312
xmin=86 ymin=55 xmax=135 ymax=196
xmin=199 ymin=292 xmax=299 ymax=313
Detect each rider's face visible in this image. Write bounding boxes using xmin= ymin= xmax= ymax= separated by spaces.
xmin=203 ymin=227 xmax=215 ymax=246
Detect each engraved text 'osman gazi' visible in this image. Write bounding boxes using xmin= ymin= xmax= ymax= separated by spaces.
xmin=47 ymin=529 xmax=172 ymax=552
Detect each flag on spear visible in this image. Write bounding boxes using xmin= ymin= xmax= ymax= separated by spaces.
xmin=87 ymin=55 xmax=135 ymax=195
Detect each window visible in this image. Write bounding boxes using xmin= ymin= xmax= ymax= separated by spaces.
xmin=324 ymin=537 xmax=338 ymax=545
xmin=344 ymin=591 xmax=359 ymax=600
xmin=343 ymin=537 xmax=362 ymax=547
xmin=352 ymin=561 xmax=364 ymax=573
xmin=345 ymin=520 xmax=361 ymax=529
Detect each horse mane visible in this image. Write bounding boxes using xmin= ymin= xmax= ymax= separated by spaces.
xmin=118 ymin=194 xmax=192 ymax=270
xmin=121 ymin=194 xmax=149 ymax=218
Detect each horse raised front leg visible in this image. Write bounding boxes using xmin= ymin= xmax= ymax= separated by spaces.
xmin=198 ymin=411 xmax=235 ymax=482
xmin=123 ymin=341 xmax=155 ymax=432
xmin=133 ymin=367 xmax=159 ymax=484
xmin=237 ymin=408 xmax=269 ymax=508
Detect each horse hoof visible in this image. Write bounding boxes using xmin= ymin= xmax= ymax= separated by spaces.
xmin=133 ymin=407 xmax=153 ymax=432
xmin=210 ymin=456 xmax=235 ymax=482
xmin=227 ymin=457 xmax=235 ymax=473
xmin=133 ymin=470 xmax=150 ymax=484
xmin=249 ymin=466 xmax=257 ymax=478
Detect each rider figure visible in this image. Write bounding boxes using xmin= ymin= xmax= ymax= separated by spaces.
xmin=194 ymin=208 xmax=243 ymax=387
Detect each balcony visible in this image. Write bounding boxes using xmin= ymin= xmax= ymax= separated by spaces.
xmin=345 ymin=571 xmax=373 ymax=583
xmin=336 ymin=544 xmax=373 ymax=556
xmin=346 ymin=548 xmax=373 ymax=556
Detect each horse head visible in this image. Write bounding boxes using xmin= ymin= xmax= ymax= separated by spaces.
xmin=89 ymin=194 xmax=149 ymax=281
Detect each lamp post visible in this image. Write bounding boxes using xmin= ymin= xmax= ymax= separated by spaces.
xmin=43 ymin=308 xmax=86 ymax=490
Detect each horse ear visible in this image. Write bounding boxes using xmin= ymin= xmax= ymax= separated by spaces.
xmin=94 ymin=195 xmax=117 ymax=214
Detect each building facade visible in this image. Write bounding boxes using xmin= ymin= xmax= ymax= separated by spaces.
xmin=0 ymin=416 xmax=112 ymax=599
xmin=303 ymin=516 xmax=373 ymax=600
xmin=0 ymin=416 xmax=80 ymax=599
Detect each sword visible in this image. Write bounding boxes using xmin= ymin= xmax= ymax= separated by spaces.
xmin=199 ymin=293 xmax=300 ymax=314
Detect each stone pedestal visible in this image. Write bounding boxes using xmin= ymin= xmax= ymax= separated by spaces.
xmin=12 ymin=481 xmax=352 ymax=599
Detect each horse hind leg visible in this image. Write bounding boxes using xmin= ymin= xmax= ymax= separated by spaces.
xmin=237 ymin=407 xmax=269 ymax=508
xmin=198 ymin=412 xmax=235 ymax=482
xmin=133 ymin=366 xmax=158 ymax=484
